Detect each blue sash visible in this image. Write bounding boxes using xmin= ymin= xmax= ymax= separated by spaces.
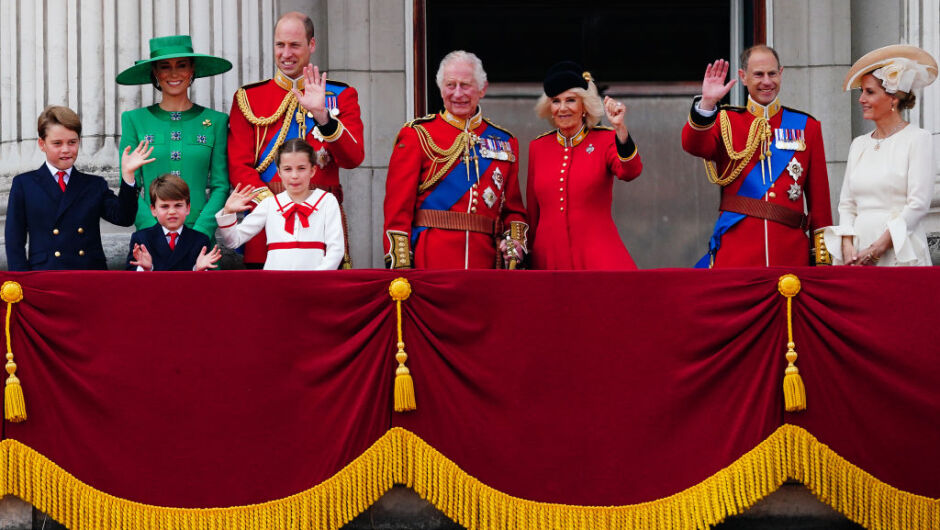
xmin=412 ymin=123 xmax=510 ymax=244
xmin=255 ymin=82 xmax=348 ymax=182
xmin=694 ymin=109 xmax=807 ymax=268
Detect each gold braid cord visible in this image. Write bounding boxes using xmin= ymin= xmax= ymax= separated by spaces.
xmin=704 ymin=110 xmax=772 ymax=187
xmin=235 ymin=88 xmax=298 ymax=174
xmin=413 ymin=125 xmax=473 ymax=193
xmin=2 ymin=281 xmax=25 ymax=422
xmin=0 ymin=424 xmax=936 ymax=529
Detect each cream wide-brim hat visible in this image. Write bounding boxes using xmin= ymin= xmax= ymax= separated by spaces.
xmin=843 ymin=44 xmax=938 ymax=92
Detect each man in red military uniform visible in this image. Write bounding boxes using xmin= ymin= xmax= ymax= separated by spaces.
xmin=228 ymin=11 xmax=364 ymax=268
xmin=682 ymin=45 xmax=832 ymax=268
xmin=383 ymin=50 xmax=527 ymax=269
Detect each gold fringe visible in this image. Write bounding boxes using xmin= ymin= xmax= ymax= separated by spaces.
xmin=2 ymin=281 xmax=26 ymax=422
xmin=0 ymin=425 xmax=936 ymax=529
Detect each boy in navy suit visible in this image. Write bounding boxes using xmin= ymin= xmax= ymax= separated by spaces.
xmin=5 ymin=106 xmax=145 ymax=270
xmin=127 ymin=175 xmax=221 ymax=271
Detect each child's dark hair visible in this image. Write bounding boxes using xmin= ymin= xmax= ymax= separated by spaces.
xmin=276 ymin=138 xmax=316 ymax=167
xmin=37 ymin=106 xmax=82 ymax=139
xmin=149 ymin=174 xmax=191 ymax=206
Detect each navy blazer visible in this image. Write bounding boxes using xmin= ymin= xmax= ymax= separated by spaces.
xmin=125 ymin=224 xmax=209 ymax=271
xmin=5 ymin=164 xmax=137 ymax=270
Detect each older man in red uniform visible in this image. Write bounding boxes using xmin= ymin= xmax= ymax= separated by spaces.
xmin=383 ymin=51 xmax=527 ymax=269
xmin=682 ymin=45 xmax=832 ymax=268
xmin=228 ymin=12 xmax=364 ymax=268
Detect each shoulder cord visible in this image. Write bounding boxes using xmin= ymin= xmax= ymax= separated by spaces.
xmin=413 ymin=125 xmax=475 ymax=193
xmin=705 ymin=110 xmax=772 ymax=187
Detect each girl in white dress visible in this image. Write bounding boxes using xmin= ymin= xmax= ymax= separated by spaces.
xmin=216 ymin=138 xmax=345 ymax=270
xmin=826 ymin=45 xmax=938 ymax=266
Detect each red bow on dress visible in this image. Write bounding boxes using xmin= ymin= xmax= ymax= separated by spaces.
xmin=281 ymin=202 xmax=315 ymax=235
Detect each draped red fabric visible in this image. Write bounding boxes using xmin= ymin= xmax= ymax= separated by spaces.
xmin=1 ymin=268 xmax=937 ymax=509
xmin=2 ymin=271 xmax=396 ymax=507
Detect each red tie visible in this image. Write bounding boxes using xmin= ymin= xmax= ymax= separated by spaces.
xmin=168 ymin=232 xmax=178 ymax=250
xmin=281 ymin=203 xmax=315 ymax=235
xmin=56 ymin=171 xmax=67 ymax=192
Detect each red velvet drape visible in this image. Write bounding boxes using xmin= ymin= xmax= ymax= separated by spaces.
xmin=1 ymin=268 xmax=937 ymax=508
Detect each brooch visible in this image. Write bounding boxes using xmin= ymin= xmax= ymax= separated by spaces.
xmin=787 ymin=183 xmax=802 ymax=201
xmin=171 ymin=131 xmax=181 ymax=141
xmin=492 ymin=167 xmax=503 ymax=190
xmin=202 ymin=119 xmax=212 ymax=127
xmin=786 ymin=159 xmax=803 ymax=182
xmin=586 ymin=144 xmax=595 ymax=154
xmin=196 ymin=135 xmax=207 ymax=145
xmin=170 ymin=111 xmax=182 ymax=121
xmin=144 ymin=134 xmax=155 ymax=143
xmin=170 ymin=151 xmax=181 ymax=161
xmin=482 ymin=186 xmax=497 ymax=208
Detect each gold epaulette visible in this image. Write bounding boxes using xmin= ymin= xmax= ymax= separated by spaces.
xmin=592 ymin=125 xmax=614 ymax=131
xmin=239 ymin=79 xmax=269 ymax=90
xmin=534 ymin=130 xmax=555 ymax=140
xmin=403 ymin=114 xmax=436 ymax=128
xmin=482 ymin=117 xmax=514 ymax=138
xmin=782 ymin=106 xmax=818 ymax=122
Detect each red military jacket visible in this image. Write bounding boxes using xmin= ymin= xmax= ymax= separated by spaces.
xmin=227 ymin=69 xmax=364 ymax=265
xmin=681 ymin=96 xmax=832 ymax=267
xmin=527 ymin=126 xmax=643 ymax=270
xmin=383 ymin=109 xmax=527 ymax=269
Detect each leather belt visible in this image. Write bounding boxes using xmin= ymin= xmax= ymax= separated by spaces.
xmin=720 ymin=195 xmax=810 ymax=230
xmin=414 ymin=209 xmax=496 ymax=234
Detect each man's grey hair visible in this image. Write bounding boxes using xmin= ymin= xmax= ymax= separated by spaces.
xmin=435 ymin=50 xmax=487 ymax=90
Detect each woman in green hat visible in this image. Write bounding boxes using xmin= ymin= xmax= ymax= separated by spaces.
xmin=117 ymin=35 xmax=233 ymax=239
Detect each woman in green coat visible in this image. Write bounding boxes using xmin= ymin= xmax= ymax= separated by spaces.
xmin=117 ymin=35 xmax=232 ymax=238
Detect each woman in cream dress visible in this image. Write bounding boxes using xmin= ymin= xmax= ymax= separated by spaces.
xmin=826 ymin=45 xmax=938 ymax=266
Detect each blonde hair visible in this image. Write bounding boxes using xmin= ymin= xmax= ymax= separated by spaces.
xmin=534 ymin=80 xmax=604 ymax=128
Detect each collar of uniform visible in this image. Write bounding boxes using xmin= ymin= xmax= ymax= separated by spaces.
xmin=274 ymin=69 xmax=305 ymax=92
xmin=555 ymin=125 xmax=588 ymax=148
xmin=441 ymin=108 xmax=483 ymax=131
xmin=746 ymin=96 xmax=781 ymax=119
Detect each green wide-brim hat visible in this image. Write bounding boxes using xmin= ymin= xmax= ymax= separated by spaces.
xmin=116 ymin=35 xmax=233 ymax=85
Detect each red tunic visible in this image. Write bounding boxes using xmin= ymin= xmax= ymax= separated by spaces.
xmin=526 ymin=127 xmax=643 ymax=270
xmin=681 ymin=97 xmax=832 ymax=267
xmin=383 ymin=110 xmax=526 ymax=269
xmin=227 ymin=71 xmax=364 ymax=265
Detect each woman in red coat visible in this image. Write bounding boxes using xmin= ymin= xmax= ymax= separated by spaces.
xmin=526 ymin=62 xmax=644 ymax=269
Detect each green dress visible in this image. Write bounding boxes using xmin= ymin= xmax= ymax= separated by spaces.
xmin=119 ymin=104 xmax=230 ymax=237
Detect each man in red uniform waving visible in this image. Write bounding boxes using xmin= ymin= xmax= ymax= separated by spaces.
xmin=682 ymin=45 xmax=832 ymax=268
xmin=228 ymin=11 xmax=364 ymax=268
xmin=383 ymin=50 xmax=527 ymax=269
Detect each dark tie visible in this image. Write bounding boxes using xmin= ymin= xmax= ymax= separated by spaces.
xmin=168 ymin=232 xmax=178 ymax=250
xmin=56 ymin=171 xmax=67 ymax=192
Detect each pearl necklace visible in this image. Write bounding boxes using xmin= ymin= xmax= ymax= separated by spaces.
xmin=873 ymin=122 xmax=907 ymax=150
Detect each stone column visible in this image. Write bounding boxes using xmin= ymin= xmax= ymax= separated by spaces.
xmin=0 ymin=0 xmax=279 ymax=268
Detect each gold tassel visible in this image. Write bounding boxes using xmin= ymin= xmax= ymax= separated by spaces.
xmin=389 ymin=278 xmax=416 ymax=412
xmin=777 ymin=274 xmax=806 ymax=412
xmin=1 ymin=281 xmax=26 ymax=422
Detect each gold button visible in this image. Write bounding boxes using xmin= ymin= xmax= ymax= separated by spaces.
xmin=769 ymin=192 xmax=776 ymax=198
xmin=54 ymin=251 xmax=61 ymax=258
xmin=560 ymin=197 xmax=564 ymax=202
xmin=559 ymin=178 xmax=564 ymax=182
xmin=473 ymin=191 xmax=479 ymax=197
xmin=53 ymin=228 xmax=59 ymax=235
xmin=562 ymin=162 xmax=567 ymax=167
xmin=77 ymin=227 xmax=84 ymax=234
xmin=563 ymin=155 xmax=568 ymax=160
xmin=560 ymin=169 xmax=566 ymax=173
xmin=559 ymin=187 xmax=564 ymax=192
xmin=564 ymin=148 xmax=569 ymax=152
xmin=471 ymin=207 xmax=477 ymax=213
xmin=472 ymin=199 xmax=478 ymax=205
xmin=560 ymin=207 xmax=564 ymax=211
xmin=79 ymin=250 xmax=85 ymax=256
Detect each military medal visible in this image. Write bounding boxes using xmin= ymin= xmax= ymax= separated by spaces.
xmin=586 ymin=144 xmax=595 ymax=154
xmin=787 ymin=183 xmax=802 ymax=201
xmin=775 ymin=128 xmax=806 ymax=151
xmin=482 ymin=187 xmax=497 ymax=208
xmin=492 ymin=167 xmax=503 ymax=190
xmin=315 ymin=147 xmax=331 ymax=168
xmin=786 ymin=159 xmax=803 ymax=182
